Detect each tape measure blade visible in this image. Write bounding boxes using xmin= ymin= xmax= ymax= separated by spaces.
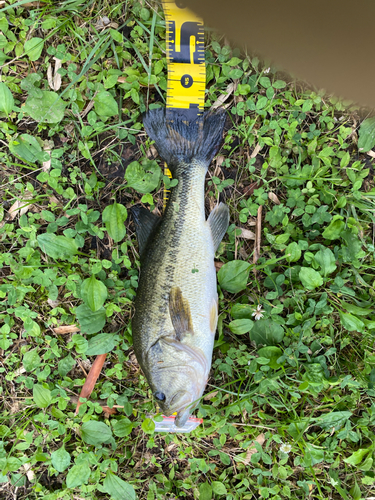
xmin=162 ymin=0 xmax=206 ymax=113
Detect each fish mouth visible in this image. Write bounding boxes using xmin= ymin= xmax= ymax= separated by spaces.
xmin=175 ymin=407 xmax=191 ymax=427
xmin=165 ymin=391 xmax=197 ymax=427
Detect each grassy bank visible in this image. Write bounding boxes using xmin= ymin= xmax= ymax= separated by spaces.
xmin=1 ymin=0 xmax=375 ymax=498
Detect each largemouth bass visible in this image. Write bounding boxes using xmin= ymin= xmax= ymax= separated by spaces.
xmin=132 ymin=109 xmax=229 ymax=427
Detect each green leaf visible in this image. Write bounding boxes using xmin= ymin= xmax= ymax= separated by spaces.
xmin=257 ymin=346 xmax=282 ymax=369
xmin=20 ymin=73 xmax=42 ymax=97
xmin=360 ymin=456 xmax=374 ymax=471
xmin=230 ymin=303 xmax=254 ymax=319
xmin=314 ymin=247 xmax=337 ymax=276
xmin=319 ymin=146 xmax=334 ymax=158
xmin=0 ymin=82 xmax=14 ymax=116
xmin=268 ymin=146 xmax=283 ymax=169
xmin=9 ymin=133 xmax=44 ymax=163
xmin=340 ymin=151 xmax=350 ymax=168
xmin=310 ymin=205 xmax=332 ymax=225
xmin=302 ymin=99 xmax=313 ymax=112
xmin=303 ymin=363 xmax=325 ymax=385
xmin=70 ymin=334 xmax=88 ymax=354
xmin=0 ymin=16 xmax=9 ymax=32
xmin=229 ymin=68 xmax=243 ymax=79
xmin=273 ymin=80 xmax=286 ymax=89
xmin=299 ymin=267 xmax=323 ymax=290
xmin=86 ymin=333 xmax=116 ymax=356
xmin=314 ymin=411 xmax=352 ymax=430
xmin=23 ymin=349 xmax=41 ymax=371
xmin=287 ymin=420 xmax=308 ymax=440
xmin=259 ymin=76 xmax=271 ymax=88
xmin=110 ymin=28 xmax=123 ymax=43
xmin=285 ymin=241 xmax=301 ymax=262
xmin=102 ymin=471 xmax=136 ymax=500
xmin=51 ymin=446 xmax=70 ymax=473
xmin=37 ymin=233 xmax=78 ymax=259
xmin=339 ymin=312 xmax=364 ymax=333
xmin=227 ymin=56 xmax=242 ymax=66
xmin=141 ymin=418 xmax=155 ymax=434
xmin=322 ymin=217 xmax=345 ymax=240
xmin=140 ymin=7 xmax=150 ymax=20
xmin=358 ymin=116 xmax=375 ymax=152
xmin=256 ymin=96 xmax=268 ymax=109
xmin=104 ymin=73 xmax=119 ymax=89
xmin=94 ymin=91 xmax=118 ymax=117
xmin=66 ymin=462 xmax=90 ymax=488
xmin=303 ymin=443 xmax=325 ymax=466
xmin=24 ymin=37 xmax=44 ymax=61
xmin=340 ymin=301 xmax=373 ymax=316
xmin=24 ymin=91 xmax=66 ymax=123
xmin=125 ymin=160 xmax=162 ymax=194
xmin=81 ymin=275 xmax=107 ymax=312
xmin=218 ymin=260 xmax=250 ymax=293
xmin=112 ymin=418 xmax=134 ymax=437
xmin=229 ymin=318 xmax=253 ymax=335
xmin=81 ymin=421 xmax=113 ymax=445
xmin=211 ymin=481 xmax=227 ymax=495
xmin=76 ymin=303 xmax=106 ymax=334
xmin=102 ymin=202 xmax=127 ymax=242
xmin=350 ymin=482 xmax=362 ymax=500
xmin=344 ymin=448 xmax=371 ymax=466
xmin=58 ymin=354 xmax=75 ymax=377
xmin=265 ymin=204 xmax=287 ymax=227
xmin=199 ymin=481 xmax=213 ymax=500
xmin=250 ymin=319 xmax=284 ymax=346
xmin=130 ymin=87 xmax=140 ymax=104
xmin=33 ymin=384 xmax=52 ymax=408
xmin=0 ymin=425 xmax=10 ymax=438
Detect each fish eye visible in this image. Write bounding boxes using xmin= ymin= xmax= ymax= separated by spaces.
xmin=154 ymin=391 xmax=166 ymax=401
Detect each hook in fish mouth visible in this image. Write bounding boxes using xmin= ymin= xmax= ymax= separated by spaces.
xmin=166 ymin=392 xmax=197 ymax=427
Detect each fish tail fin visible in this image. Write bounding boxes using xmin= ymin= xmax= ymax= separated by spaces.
xmin=143 ymin=108 xmax=226 ymax=172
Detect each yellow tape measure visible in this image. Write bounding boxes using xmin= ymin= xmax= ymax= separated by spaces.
xmin=162 ymin=0 xmax=206 ymax=118
xmin=163 ymin=163 xmax=172 ymax=209
xmin=161 ymin=1 xmax=206 ymax=209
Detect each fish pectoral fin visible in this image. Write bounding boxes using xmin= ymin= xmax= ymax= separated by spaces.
xmin=130 ymin=205 xmax=161 ymax=257
xmin=207 ymin=202 xmax=230 ymax=252
xmin=169 ymin=287 xmax=194 ymax=341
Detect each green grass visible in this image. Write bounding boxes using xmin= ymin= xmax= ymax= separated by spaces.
xmin=1 ymin=0 xmax=375 ymax=499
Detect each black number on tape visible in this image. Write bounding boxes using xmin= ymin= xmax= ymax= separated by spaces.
xmin=168 ymin=21 xmax=203 ymax=64
xmin=181 ymin=74 xmax=193 ymax=88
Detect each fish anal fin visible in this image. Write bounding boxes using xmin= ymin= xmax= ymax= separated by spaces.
xmin=130 ymin=205 xmax=161 ymax=257
xmin=169 ymin=287 xmax=194 ymax=341
xmin=208 ymin=202 xmax=230 ymax=252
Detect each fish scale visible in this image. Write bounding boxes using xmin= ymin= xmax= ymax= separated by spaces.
xmin=134 ymin=166 xmax=212 ymax=350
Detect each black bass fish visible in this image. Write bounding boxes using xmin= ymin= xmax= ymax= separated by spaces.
xmin=132 ymin=109 xmax=229 ymax=427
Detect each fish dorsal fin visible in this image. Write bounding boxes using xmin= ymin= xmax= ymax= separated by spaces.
xmin=169 ymin=287 xmax=194 ymax=341
xmin=207 ymin=202 xmax=230 ymax=252
xmin=131 ymin=205 xmax=161 ymax=257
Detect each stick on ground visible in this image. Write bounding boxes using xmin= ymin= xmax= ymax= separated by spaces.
xmin=75 ymin=354 xmax=107 ymax=415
